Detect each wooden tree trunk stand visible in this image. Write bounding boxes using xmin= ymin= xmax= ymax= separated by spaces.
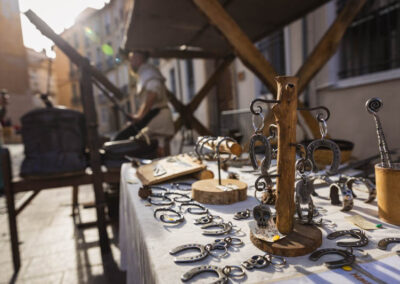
xmin=250 ymin=76 xmax=321 ymax=257
xmin=192 ymin=179 xmax=247 ymax=205
xmin=250 ymin=221 xmax=322 ymax=257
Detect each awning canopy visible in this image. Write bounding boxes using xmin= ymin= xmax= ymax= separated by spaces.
xmin=123 ymin=0 xmax=330 ymax=58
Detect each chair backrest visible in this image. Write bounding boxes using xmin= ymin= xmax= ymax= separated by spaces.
xmin=20 ymin=107 xmax=88 ymax=177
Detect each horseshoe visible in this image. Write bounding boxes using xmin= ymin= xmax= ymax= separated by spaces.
xmin=179 ymin=203 xmax=208 ymax=215
xmin=249 ymin=134 xmax=272 ymax=175
xmin=346 ymin=177 xmax=376 ymax=203
xmin=329 ymin=183 xmax=354 ymax=211
xmin=153 ymin=208 xmax=184 ymax=224
xmin=309 ymin=248 xmax=355 ymax=269
xmin=164 ymin=192 xmax=192 ymax=203
xmin=377 ymin=238 xmax=400 ymax=250
xmin=193 ymin=214 xmax=222 ymax=225
xmin=234 ymin=209 xmax=251 ymax=220
xmin=170 ymin=244 xmax=209 ymax=263
xmin=201 ymin=222 xmax=232 ymax=235
xmin=148 ymin=195 xmax=174 ymax=206
xmin=327 ymin=229 xmax=368 ymax=247
xmin=181 ymin=265 xmax=228 ymax=283
xmin=306 ymin=139 xmax=341 ymax=175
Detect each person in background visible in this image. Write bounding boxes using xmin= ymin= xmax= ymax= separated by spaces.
xmin=114 ymin=51 xmax=174 ymax=156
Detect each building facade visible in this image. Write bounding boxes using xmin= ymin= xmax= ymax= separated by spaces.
xmin=53 ymin=0 xmax=134 ymax=135
xmin=26 ymin=48 xmax=58 ymax=107
xmin=0 ymin=0 xmax=32 ymax=127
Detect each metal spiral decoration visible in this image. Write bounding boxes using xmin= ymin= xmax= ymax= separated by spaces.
xmin=365 ymin=98 xmax=392 ymax=168
xmin=365 ymin=97 xmax=383 ymax=114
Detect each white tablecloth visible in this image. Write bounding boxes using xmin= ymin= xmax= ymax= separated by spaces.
xmin=119 ymin=163 xmax=400 ymax=284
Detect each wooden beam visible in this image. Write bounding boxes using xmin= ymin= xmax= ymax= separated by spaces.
xmin=296 ymin=0 xmax=367 ymax=94
xmin=79 ymin=63 xmax=110 ymax=254
xmin=166 ymin=89 xmax=212 ymax=135
xmin=24 ymin=10 xmax=125 ymax=101
xmin=188 ymin=55 xmax=234 ymax=112
xmin=193 ymin=0 xmax=277 ymax=95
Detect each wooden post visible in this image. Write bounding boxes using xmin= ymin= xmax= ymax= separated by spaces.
xmin=272 ymin=77 xmax=298 ymax=234
xmin=250 ymin=77 xmax=322 ymax=257
xmin=192 ymin=0 xmax=277 ymax=95
xmin=79 ymin=63 xmax=110 ymax=254
xmin=2 ymin=148 xmax=20 ymax=272
xmin=188 ymin=55 xmax=234 ymax=112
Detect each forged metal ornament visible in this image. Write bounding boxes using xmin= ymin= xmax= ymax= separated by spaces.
xmin=181 ymin=265 xmax=245 ymax=283
xmin=249 ymin=133 xmax=272 ymax=174
xmin=295 ymin=178 xmax=315 ymax=224
xmin=377 ymin=238 xmax=400 ymax=250
xmin=306 ymin=139 xmax=341 ymax=175
xmin=170 ymin=244 xmax=209 ymax=263
xmin=193 ymin=214 xmax=222 ymax=225
xmin=309 ymin=248 xmax=355 ymax=269
xmin=365 ymin=97 xmax=392 ymax=168
xmin=201 ymin=222 xmax=233 ymax=235
xmin=327 ymin=229 xmax=368 ymax=247
xmin=253 ymin=204 xmax=272 ymax=228
xmin=234 ymin=209 xmax=251 ymax=220
xmin=153 ymin=208 xmax=184 ymax=224
xmin=329 ymin=183 xmax=354 ymax=211
xmin=346 ymin=177 xmax=376 ymax=203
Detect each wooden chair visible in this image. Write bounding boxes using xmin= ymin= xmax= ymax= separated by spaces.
xmin=1 ymin=148 xmax=120 ymax=273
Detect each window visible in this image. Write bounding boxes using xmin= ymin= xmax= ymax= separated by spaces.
xmin=256 ymin=30 xmax=286 ymax=95
xmin=185 ymin=59 xmax=195 ymax=100
xmin=169 ymin=68 xmax=177 ymax=95
xmin=338 ymin=0 xmax=400 ymax=79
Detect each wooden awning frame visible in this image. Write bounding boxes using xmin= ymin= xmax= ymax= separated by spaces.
xmin=144 ymin=0 xmax=367 ymax=138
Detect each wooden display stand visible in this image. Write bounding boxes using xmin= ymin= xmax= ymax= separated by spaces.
xmin=250 ymin=76 xmax=322 ymax=257
xmin=192 ymin=178 xmax=247 ymax=205
xmin=192 ymin=137 xmax=247 ymax=205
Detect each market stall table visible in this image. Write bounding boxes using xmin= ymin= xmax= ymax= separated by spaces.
xmin=119 ymin=162 xmax=400 ymax=284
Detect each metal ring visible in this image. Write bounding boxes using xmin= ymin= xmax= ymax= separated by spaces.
xmin=227 ymin=237 xmax=243 ymax=247
xmin=252 ymin=112 xmax=265 ymax=132
xmin=223 ymin=265 xmax=245 ymax=277
xmin=205 ymin=244 xmax=228 ymax=258
xmin=265 ymin=254 xmax=287 ymax=267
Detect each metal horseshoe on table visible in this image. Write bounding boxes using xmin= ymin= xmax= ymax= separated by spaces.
xmin=377 ymin=237 xmax=400 ymax=251
xmin=148 ymin=194 xmax=174 ymax=206
xmin=346 ymin=177 xmax=376 ymax=203
xmin=154 ymin=208 xmax=184 ymax=224
xmin=329 ymin=183 xmax=354 ymax=212
xmin=201 ymin=222 xmax=233 ymax=235
xmin=179 ymin=202 xmax=209 ymax=215
xmin=181 ymin=265 xmax=245 ymax=283
xmin=194 ymin=214 xmax=223 ymax=225
xmin=170 ymin=244 xmax=211 ymax=263
xmin=309 ymin=248 xmax=355 ymax=269
xmin=327 ymin=229 xmax=368 ymax=247
xmin=234 ymin=209 xmax=251 ymax=220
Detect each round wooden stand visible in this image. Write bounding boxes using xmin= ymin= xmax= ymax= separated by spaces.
xmin=192 ymin=178 xmax=247 ymax=205
xmin=250 ymin=221 xmax=322 ymax=257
